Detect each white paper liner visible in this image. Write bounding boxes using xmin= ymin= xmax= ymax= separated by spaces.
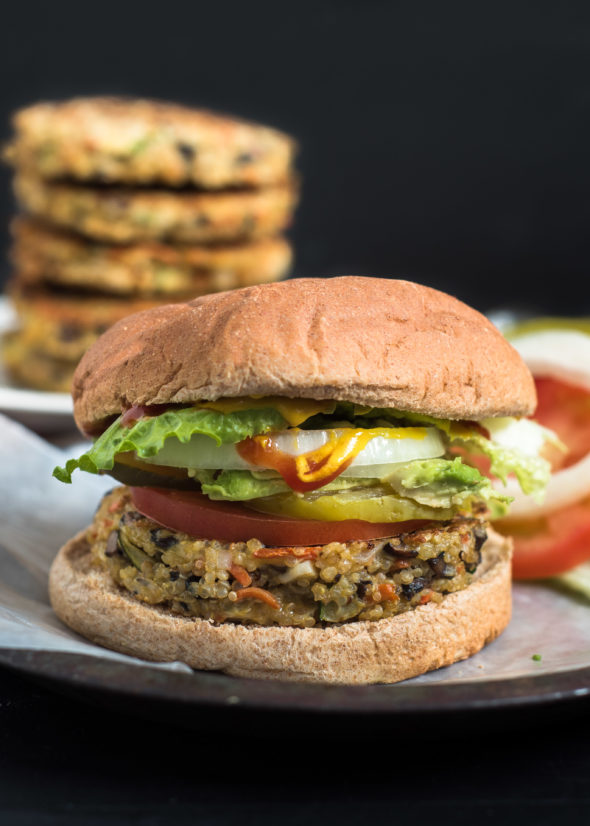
xmin=0 ymin=414 xmax=191 ymax=673
xmin=0 ymin=411 xmax=589 ymax=686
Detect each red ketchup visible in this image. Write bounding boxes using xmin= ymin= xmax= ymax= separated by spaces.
xmin=236 ymin=432 xmax=362 ymax=493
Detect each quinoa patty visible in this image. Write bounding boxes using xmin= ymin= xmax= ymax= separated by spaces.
xmin=13 ymin=172 xmax=298 ymax=244
xmin=6 ymin=283 xmax=166 ymax=363
xmin=2 ymin=333 xmax=75 ymax=392
xmin=12 ymin=218 xmax=293 ymax=297
xmin=5 ymin=97 xmax=296 ymax=189
xmin=89 ymin=488 xmax=489 ymax=629
xmin=3 ymin=281 xmax=176 ymax=392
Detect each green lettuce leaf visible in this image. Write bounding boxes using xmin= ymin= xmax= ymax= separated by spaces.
xmin=193 ymin=469 xmax=286 ymax=500
xmin=448 ymin=428 xmax=551 ymax=501
xmin=301 ymin=403 xmax=441 ymax=430
xmin=53 ymin=406 xmax=287 ymax=483
xmin=384 ymin=457 xmax=511 ymax=518
xmin=305 ymin=404 xmax=550 ymax=503
xmin=193 ymin=468 xmax=377 ymax=501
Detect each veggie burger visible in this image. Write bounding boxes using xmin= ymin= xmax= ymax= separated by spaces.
xmin=51 ymin=277 xmax=552 ymax=684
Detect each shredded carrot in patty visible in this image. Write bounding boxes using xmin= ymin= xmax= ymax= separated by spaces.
xmin=377 ymin=583 xmax=398 ymax=602
xmin=229 ymin=563 xmax=252 ymax=587
xmin=254 ymin=547 xmax=318 ymax=562
xmin=234 ymin=587 xmax=279 ymax=610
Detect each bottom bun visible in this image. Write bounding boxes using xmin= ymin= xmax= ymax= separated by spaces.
xmin=49 ymin=529 xmax=512 ymax=685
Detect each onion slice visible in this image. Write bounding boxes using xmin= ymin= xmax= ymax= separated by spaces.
xmin=512 ymin=330 xmax=590 ymax=393
xmin=500 ymin=453 xmax=590 ymax=518
xmin=142 ymin=426 xmax=446 ymax=473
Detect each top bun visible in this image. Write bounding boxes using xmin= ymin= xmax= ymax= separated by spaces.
xmin=72 ymin=277 xmax=536 ymax=434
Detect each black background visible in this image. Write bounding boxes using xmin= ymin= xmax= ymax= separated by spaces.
xmin=2 ymin=2 xmax=590 ymax=822
xmin=1 ymin=0 xmax=589 ymax=313
xmin=2 ymin=663 xmax=590 ymax=825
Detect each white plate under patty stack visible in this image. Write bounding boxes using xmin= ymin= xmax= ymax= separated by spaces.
xmin=2 ymin=96 xmax=298 ymax=392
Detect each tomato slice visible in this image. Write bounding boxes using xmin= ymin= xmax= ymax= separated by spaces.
xmin=494 ymin=375 xmax=590 ymax=578
xmin=130 ymin=487 xmax=433 ymax=545
xmin=504 ymin=498 xmax=590 ymax=579
xmin=534 ymin=378 xmax=590 ymax=469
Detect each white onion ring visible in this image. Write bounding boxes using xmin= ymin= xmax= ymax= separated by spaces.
xmin=500 ymin=454 xmax=590 ymax=518
xmin=514 ymin=330 xmax=590 ymax=393
xmin=144 ymin=427 xmax=446 ymax=472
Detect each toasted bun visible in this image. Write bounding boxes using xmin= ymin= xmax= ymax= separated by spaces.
xmin=49 ymin=529 xmax=511 ymax=685
xmin=72 ymin=276 xmax=536 ymax=434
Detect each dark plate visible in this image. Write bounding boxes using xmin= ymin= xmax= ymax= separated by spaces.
xmin=1 ymin=647 xmax=589 ymax=718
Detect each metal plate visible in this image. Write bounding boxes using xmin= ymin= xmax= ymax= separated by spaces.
xmin=0 ymin=297 xmax=74 ymax=433
xmin=1 ymin=648 xmax=589 ymax=716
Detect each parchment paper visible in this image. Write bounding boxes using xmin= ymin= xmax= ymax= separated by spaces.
xmin=0 ymin=412 xmax=589 ymax=686
xmin=0 ymin=414 xmax=191 ymax=673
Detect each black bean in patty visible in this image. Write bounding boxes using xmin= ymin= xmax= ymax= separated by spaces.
xmin=402 ymin=577 xmax=427 ymax=599
xmin=356 ymin=580 xmax=372 ymax=599
xmin=383 ymin=541 xmax=419 ymax=558
xmin=461 ymin=546 xmax=482 ymax=574
xmin=149 ymin=529 xmax=178 ymax=550
xmin=177 ymin=142 xmax=196 ymax=162
xmin=119 ymin=510 xmax=143 ymax=527
xmin=473 ymin=526 xmax=488 ymax=552
xmin=429 ymin=553 xmax=456 ymax=579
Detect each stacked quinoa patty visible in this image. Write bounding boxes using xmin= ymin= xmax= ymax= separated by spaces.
xmin=2 ymin=97 xmax=297 ymax=391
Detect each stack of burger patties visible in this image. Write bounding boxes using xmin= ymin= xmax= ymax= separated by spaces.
xmin=2 ymin=97 xmax=298 ymax=392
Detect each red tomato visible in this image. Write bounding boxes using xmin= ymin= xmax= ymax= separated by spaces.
xmin=499 ymin=376 xmax=590 ymax=578
xmin=130 ymin=487 xmax=432 ymax=545
xmin=506 ymin=498 xmax=590 ymax=579
xmin=534 ymin=377 xmax=590 ymax=469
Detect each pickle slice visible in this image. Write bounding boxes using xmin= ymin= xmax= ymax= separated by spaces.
xmin=246 ymin=485 xmax=453 ymax=523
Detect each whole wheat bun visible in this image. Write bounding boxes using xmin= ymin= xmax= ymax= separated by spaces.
xmin=72 ymin=276 xmax=536 ymax=434
xmin=49 ymin=529 xmax=511 ymax=685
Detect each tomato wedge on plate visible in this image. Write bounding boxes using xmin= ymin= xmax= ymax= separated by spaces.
xmin=506 ymin=499 xmax=590 ymax=579
xmin=131 ymin=487 xmax=432 ymax=545
xmin=497 ymin=375 xmax=590 ymax=578
xmin=534 ymin=378 xmax=590 ymax=469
